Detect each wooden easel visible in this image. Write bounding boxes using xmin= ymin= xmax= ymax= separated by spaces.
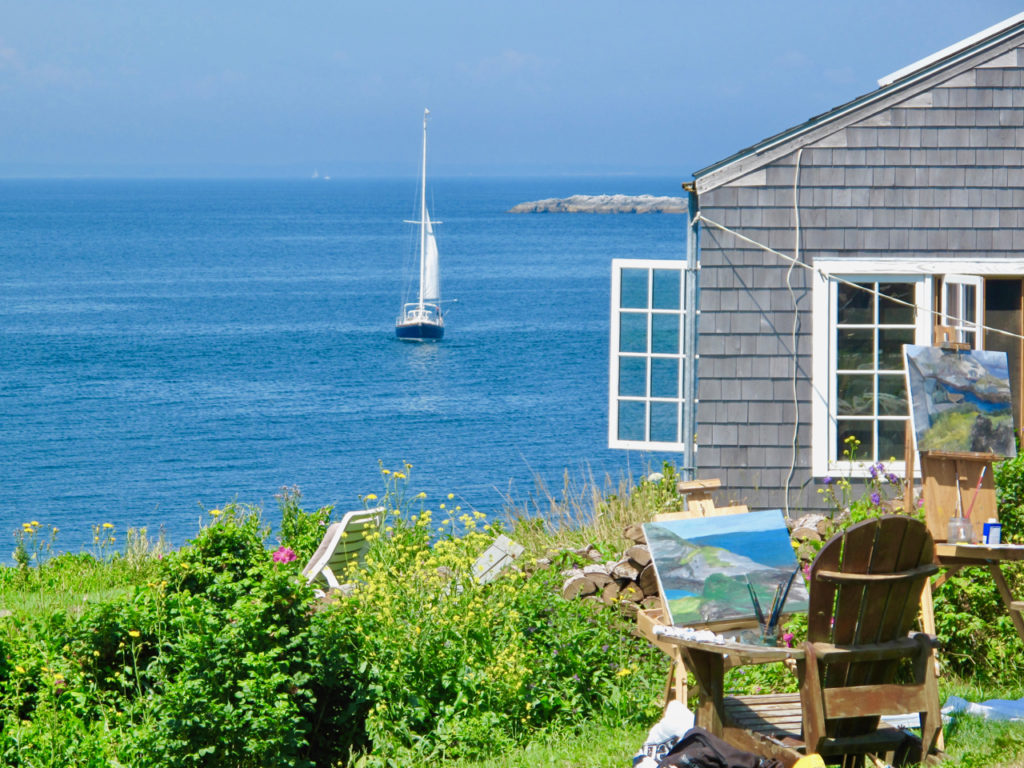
xmin=636 ymin=478 xmax=750 ymax=706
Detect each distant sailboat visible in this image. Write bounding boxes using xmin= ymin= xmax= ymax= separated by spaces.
xmin=396 ymin=109 xmax=445 ymax=341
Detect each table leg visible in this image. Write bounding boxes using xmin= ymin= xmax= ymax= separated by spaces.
xmin=989 ymin=564 xmax=1024 ymax=642
xmin=685 ymin=648 xmax=725 ymax=736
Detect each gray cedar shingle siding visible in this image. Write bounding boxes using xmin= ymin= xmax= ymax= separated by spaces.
xmin=693 ymin=33 xmax=1024 ymax=512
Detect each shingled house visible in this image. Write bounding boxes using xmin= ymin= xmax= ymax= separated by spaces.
xmin=692 ymin=13 xmax=1024 ymax=512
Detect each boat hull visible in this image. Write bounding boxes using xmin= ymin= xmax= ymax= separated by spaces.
xmin=395 ymin=321 xmax=444 ymax=341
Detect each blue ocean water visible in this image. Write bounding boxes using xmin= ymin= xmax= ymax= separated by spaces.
xmin=1 ymin=177 xmax=684 ymax=551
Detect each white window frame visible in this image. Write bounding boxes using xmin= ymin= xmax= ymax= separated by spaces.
xmin=609 ymin=258 xmax=689 ymax=451
xmin=813 ymin=257 xmax=1024 ymax=478
xmin=941 ymin=274 xmax=984 ymax=349
xmin=812 ymin=262 xmax=932 ymax=478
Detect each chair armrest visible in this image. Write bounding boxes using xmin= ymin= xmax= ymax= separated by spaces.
xmin=808 ymin=633 xmax=939 ymax=663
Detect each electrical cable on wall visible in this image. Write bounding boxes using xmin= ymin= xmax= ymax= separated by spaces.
xmin=783 ymin=148 xmax=805 ymax=517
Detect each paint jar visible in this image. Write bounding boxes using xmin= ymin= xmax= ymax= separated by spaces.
xmin=947 ymin=516 xmax=974 ymax=544
xmin=983 ymin=519 xmax=1002 ymax=545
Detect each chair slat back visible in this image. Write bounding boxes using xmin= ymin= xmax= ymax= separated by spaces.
xmin=806 ymin=516 xmax=936 ymax=738
xmin=303 ymin=506 xmax=385 ymax=585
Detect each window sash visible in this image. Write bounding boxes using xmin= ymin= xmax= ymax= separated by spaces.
xmin=609 ymin=259 xmax=689 ymax=451
xmin=813 ymin=272 xmax=932 ymax=477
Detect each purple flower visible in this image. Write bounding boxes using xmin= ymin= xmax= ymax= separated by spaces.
xmin=782 ymin=632 xmax=794 ymax=648
xmin=886 ymin=473 xmax=899 ymax=485
xmin=870 ymin=492 xmax=881 ymax=506
xmin=869 ymin=463 xmax=879 ymax=479
xmin=272 ymin=546 xmax=297 ymax=564
xmin=822 ymin=476 xmax=834 ymax=485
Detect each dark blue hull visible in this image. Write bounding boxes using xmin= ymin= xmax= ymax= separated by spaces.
xmin=395 ymin=322 xmax=444 ymax=341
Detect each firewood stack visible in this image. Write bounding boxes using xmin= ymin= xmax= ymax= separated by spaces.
xmin=559 ymin=526 xmax=661 ymax=617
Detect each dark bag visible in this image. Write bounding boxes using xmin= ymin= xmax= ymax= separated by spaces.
xmin=657 ymin=727 xmax=784 ymax=768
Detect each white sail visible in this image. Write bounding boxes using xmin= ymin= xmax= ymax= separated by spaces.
xmin=421 ymin=218 xmax=440 ymax=303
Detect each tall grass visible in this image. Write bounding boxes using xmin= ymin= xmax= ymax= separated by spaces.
xmin=501 ymin=463 xmax=683 ymax=556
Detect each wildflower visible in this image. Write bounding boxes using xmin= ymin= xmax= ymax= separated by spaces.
xmin=440 ymin=503 xmax=446 ymax=509
xmin=52 ymin=527 xmax=59 ymax=534
xmin=102 ymin=522 xmax=114 ymax=529
xmin=415 ymin=491 xmax=427 ymax=500
xmin=783 ymin=632 xmax=794 ymax=648
xmin=869 ymin=463 xmax=879 ymax=480
xmin=616 ymin=667 xmax=632 ymax=677
xmin=447 ymin=493 xmax=454 ymax=500
xmin=209 ymin=508 xmax=223 ymax=517
xmin=15 ymin=665 xmax=25 ymax=674
xmin=394 ymin=472 xmax=407 ymax=480
xmin=364 ymin=494 xmax=378 ymax=501
xmin=382 ymin=468 xmax=391 ymax=475
xmin=30 ymin=521 xmax=40 ymax=527
xmin=870 ymin=492 xmax=881 ymax=506
xmin=822 ymin=476 xmax=833 ymax=485
xmin=886 ymin=473 xmax=899 ymax=485
xmin=273 ymin=546 xmax=297 ymax=564
xmin=128 ymin=630 xmax=141 ymax=638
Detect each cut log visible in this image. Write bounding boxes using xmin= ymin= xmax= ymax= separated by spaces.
xmin=562 ymin=574 xmax=598 ymax=600
xmin=638 ymin=563 xmax=660 ymax=597
xmin=619 ymin=600 xmax=640 ymax=618
xmin=790 ymin=526 xmax=821 ymax=542
xmin=640 ymin=596 xmax=662 ymax=611
xmin=601 ymin=579 xmax=625 ymax=605
xmin=611 ymin=558 xmax=640 ymax=582
xmin=619 ymin=582 xmax=644 ymax=603
xmin=582 ymin=563 xmax=613 ymax=589
xmin=623 ymin=523 xmax=647 ymax=544
xmin=625 ymin=544 xmax=652 ymax=568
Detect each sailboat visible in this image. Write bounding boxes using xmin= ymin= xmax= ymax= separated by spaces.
xmin=396 ymin=109 xmax=445 ymax=341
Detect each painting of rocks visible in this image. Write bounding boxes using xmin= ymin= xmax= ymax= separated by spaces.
xmin=642 ymin=509 xmax=808 ymax=627
xmin=904 ymin=345 xmax=1016 ymax=458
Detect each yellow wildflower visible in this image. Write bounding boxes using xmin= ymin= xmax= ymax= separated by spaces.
xmin=364 ymin=494 xmax=378 ymax=501
xmin=15 ymin=666 xmax=24 ymax=674
xmin=128 ymin=630 xmax=141 ymax=638
xmin=30 ymin=521 xmax=40 ymax=527
xmin=102 ymin=522 xmax=114 ymax=529
xmin=382 ymin=468 xmax=391 ymax=475
xmin=447 ymin=493 xmax=454 ymax=500
xmin=394 ymin=472 xmax=406 ymax=480
xmin=415 ymin=491 xmax=427 ymax=500
xmin=209 ymin=508 xmax=223 ymax=517
xmin=616 ymin=667 xmax=632 ymax=677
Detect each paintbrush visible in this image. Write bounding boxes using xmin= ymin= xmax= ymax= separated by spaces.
xmin=765 ymin=582 xmax=783 ymax=635
xmin=964 ymin=465 xmax=988 ymax=522
xmin=768 ymin=565 xmax=801 ymax=634
xmin=746 ymin=575 xmax=766 ymax=630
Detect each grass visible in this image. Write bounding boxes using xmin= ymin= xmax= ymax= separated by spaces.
xmin=448 ymin=722 xmax=648 ymax=768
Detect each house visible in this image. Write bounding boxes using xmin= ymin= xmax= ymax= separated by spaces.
xmin=691 ymin=13 xmax=1024 ymax=512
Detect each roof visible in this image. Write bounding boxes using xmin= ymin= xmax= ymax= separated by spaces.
xmin=693 ymin=13 xmax=1024 ymax=191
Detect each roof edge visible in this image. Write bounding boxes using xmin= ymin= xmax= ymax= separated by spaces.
xmin=879 ymin=11 xmax=1024 ymax=86
xmin=693 ymin=14 xmax=1024 ymax=190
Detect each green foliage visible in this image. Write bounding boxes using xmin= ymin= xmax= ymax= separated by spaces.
xmin=0 ymin=471 xmax=665 ymax=767
xmin=276 ymin=485 xmax=333 ymax=563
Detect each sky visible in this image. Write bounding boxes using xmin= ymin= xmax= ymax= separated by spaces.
xmin=1 ymin=1 xmax=1023 ymax=178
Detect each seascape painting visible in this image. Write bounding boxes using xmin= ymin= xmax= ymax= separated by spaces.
xmin=904 ymin=345 xmax=1016 ymax=458
xmin=643 ymin=509 xmax=809 ymax=627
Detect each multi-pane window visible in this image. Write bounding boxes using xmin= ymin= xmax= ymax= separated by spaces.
xmin=609 ymin=260 xmax=689 ymax=451
xmin=819 ymin=274 xmax=933 ymax=473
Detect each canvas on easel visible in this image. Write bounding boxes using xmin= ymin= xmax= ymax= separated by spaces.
xmin=904 ymin=343 xmax=1016 ymax=541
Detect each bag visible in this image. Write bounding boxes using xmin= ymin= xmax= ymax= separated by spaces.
xmin=657 ymin=727 xmax=784 ymax=768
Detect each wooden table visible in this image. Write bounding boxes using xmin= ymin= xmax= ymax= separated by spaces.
xmin=921 ymin=543 xmax=1024 ymax=641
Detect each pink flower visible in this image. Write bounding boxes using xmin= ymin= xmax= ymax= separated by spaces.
xmin=272 ymin=546 xmax=297 ymax=564
xmin=783 ymin=632 xmax=794 ymax=648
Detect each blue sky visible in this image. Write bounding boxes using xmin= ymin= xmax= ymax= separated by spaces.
xmin=1 ymin=1 xmax=1022 ymax=178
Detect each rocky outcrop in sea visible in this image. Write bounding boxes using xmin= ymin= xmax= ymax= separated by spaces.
xmin=508 ymin=194 xmax=686 ymax=214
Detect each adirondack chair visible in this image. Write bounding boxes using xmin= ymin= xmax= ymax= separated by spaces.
xmin=302 ymin=506 xmax=385 ymax=591
xmin=674 ymin=516 xmax=942 ymax=768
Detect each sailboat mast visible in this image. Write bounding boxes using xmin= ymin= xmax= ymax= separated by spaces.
xmin=418 ymin=108 xmax=429 ymax=309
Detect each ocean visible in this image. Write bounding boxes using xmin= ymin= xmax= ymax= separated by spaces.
xmin=1 ymin=177 xmax=685 ymax=551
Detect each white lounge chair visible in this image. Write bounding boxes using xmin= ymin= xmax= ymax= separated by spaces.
xmin=302 ymin=506 xmax=385 ymax=592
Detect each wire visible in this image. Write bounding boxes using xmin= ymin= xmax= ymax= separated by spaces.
xmin=783 ymin=149 xmax=804 ymax=517
xmin=693 ymin=211 xmax=1024 ymax=343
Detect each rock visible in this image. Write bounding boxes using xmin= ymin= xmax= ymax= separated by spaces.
xmin=791 ymin=527 xmax=821 ymax=542
xmin=508 ymin=194 xmax=687 ymax=214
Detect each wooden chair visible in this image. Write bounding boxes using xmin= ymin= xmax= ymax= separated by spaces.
xmin=677 ymin=516 xmax=942 ymax=767
xmin=302 ymin=506 xmax=385 ymax=591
